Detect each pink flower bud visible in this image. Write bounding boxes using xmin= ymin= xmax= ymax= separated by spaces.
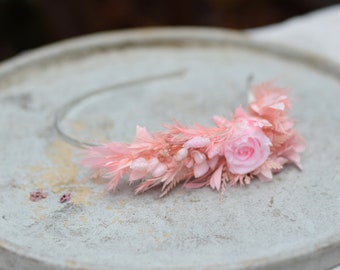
xmin=152 ymin=163 xmax=167 ymax=177
xmin=175 ymin=148 xmax=188 ymax=161
xmin=130 ymin=158 xmax=148 ymax=171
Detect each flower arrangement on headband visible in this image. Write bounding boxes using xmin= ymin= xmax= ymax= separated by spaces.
xmin=81 ymin=81 xmax=305 ymax=197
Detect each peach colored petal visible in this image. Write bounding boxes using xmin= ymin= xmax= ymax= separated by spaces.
xmin=191 ymin=150 xmax=206 ymax=164
xmin=210 ymin=164 xmax=223 ymax=190
xmin=152 ymin=163 xmax=168 ymax=178
xmin=193 ymin=162 xmax=209 ymax=178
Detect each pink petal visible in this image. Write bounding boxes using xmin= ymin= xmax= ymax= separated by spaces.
xmin=186 ymin=159 xmax=194 ymax=168
xmin=184 ymin=137 xmax=210 ymax=149
xmin=207 ymin=144 xmax=221 ymax=159
xmin=255 ymin=119 xmax=272 ymax=128
xmin=193 ymin=162 xmax=209 ymax=178
xmin=107 ymin=143 xmax=129 ymax=154
xmin=108 ymin=173 xmax=122 ymax=190
xmin=234 ymin=106 xmax=248 ymax=118
xmin=210 ymin=164 xmax=223 ymax=190
xmin=130 ymin=157 xmax=148 ymax=171
xmin=212 ymin=115 xmax=229 ymax=127
xmin=260 ymin=167 xmax=273 ymax=180
xmin=208 ymin=156 xmax=219 ymax=170
xmin=283 ymin=120 xmax=294 ymax=130
xmin=274 ymin=156 xmax=288 ymax=166
xmin=134 ymin=125 xmax=152 ymax=142
xmin=147 ymin=157 xmax=159 ymax=172
xmin=250 ymin=104 xmax=261 ymax=114
xmin=191 ymin=150 xmax=206 ymax=164
xmin=293 ymin=143 xmax=305 ymax=153
xmin=184 ymin=181 xmax=207 ymax=189
xmin=152 ymin=163 xmax=167 ymax=177
xmin=269 ymin=102 xmax=285 ymax=110
xmin=129 ymin=169 xmax=147 ymax=182
xmin=286 ymin=151 xmax=301 ymax=166
xmin=175 ymin=148 xmax=188 ymax=161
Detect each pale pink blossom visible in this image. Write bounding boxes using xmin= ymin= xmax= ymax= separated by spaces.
xmin=225 ymin=108 xmax=272 ymax=174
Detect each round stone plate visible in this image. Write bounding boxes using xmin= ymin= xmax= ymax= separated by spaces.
xmin=0 ymin=28 xmax=339 ymax=270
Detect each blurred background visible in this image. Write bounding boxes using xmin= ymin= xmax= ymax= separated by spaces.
xmin=0 ymin=0 xmax=339 ymax=62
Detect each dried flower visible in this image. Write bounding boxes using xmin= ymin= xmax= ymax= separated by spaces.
xmin=224 ymin=107 xmax=272 ymax=174
xmin=81 ymin=81 xmax=305 ymax=197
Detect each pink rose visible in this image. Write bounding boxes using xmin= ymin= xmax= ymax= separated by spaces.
xmin=225 ymin=117 xmax=271 ymax=175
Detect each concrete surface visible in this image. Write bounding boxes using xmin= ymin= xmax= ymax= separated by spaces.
xmin=0 ymin=28 xmax=339 ymax=270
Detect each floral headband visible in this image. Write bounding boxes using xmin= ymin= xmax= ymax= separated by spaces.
xmin=77 ymin=80 xmax=305 ymax=197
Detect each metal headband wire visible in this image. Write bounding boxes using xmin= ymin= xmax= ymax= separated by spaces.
xmin=54 ymin=69 xmax=187 ymax=149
